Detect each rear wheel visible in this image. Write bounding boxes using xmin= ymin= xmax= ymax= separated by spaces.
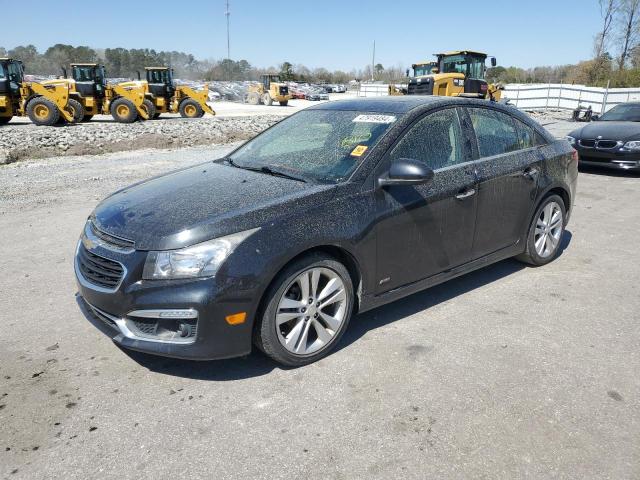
xmin=247 ymin=92 xmax=260 ymax=105
xmin=66 ymin=98 xmax=84 ymax=123
xmin=0 ymin=116 xmax=12 ymax=125
xmin=179 ymin=99 xmax=204 ymax=118
xmin=279 ymin=100 xmax=288 ymax=106
xmin=27 ymin=97 xmax=60 ymax=126
xmin=516 ymin=194 xmax=566 ymax=266
xmin=110 ymin=97 xmax=138 ymax=123
xmin=81 ymin=114 xmax=94 ymax=122
xmin=255 ymin=254 xmax=354 ymax=366
xmin=262 ymin=93 xmax=273 ymax=106
xmin=142 ymin=99 xmax=156 ymax=120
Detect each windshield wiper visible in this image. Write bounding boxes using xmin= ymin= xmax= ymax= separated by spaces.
xmin=259 ymin=166 xmax=307 ymax=183
xmin=223 ymin=159 xmax=307 ymax=183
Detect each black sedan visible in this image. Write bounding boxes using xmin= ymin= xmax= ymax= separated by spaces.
xmin=568 ymin=102 xmax=640 ymax=171
xmin=75 ymin=97 xmax=577 ymax=366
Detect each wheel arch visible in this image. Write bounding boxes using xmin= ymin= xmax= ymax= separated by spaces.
xmin=538 ymin=184 xmax=571 ymax=213
xmin=251 ymin=244 xmax=364 ymax=336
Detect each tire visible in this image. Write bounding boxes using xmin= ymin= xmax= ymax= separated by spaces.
xmin=26 ymin=97 xmax=60 ymax=126
xmin=262 ymin=93 xmax=273 ymax=106
xmin=179 ymin=99 xmax=204 ymax=118
xmin=279 ymin=100 xmax=288 ymax=106
xmin=516 ymin=194 xmax=566 ymax=266
xmin=0 ymin=116 xmax=12 ymax=125
xmin=247 ymin=92 xmax=260 ymax=105
xmin=81 ymin=114 xmax=94 ymax=122
xmin=153 ymin=112 xmax=161 ymax=119
xmin=142 ymin=99 xmax=156 ymax=120
xmin=66 ymin=98 xmax=84 ymax=123
xmin=255 ymin=253 xmax=354 ymax=367
xmin=110 ymin=97 xmax=138 ymax=123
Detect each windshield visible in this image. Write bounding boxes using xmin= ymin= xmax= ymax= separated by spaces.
xmin=228 ymin=110 xmax=399 ymax=183
xmin=599 ymin=104 xmax=640 ymax=122
xmin=148 ymin=69 xmax=171 ymax=84
xmin=441 ymin=54 xmax=486 ymax=79
xmin=0 ymin=63 xmax=5 ymax=79
xmin=413 ymin=64 xmax=435 ymax=77
xmin=72 ymin=66 xmax=96 ymax=82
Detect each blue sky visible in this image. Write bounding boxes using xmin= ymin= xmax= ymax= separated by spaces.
xmin=1 ymin=0 xmax=602 ymax=70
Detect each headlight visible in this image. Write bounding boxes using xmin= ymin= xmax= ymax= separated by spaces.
xmin=623 ymin=140 xmax=640 ymax=150
xmin=566 ymin=136 xmax=576 ymax=146
xmin=142 ymin=228 xmax=259 ymax=280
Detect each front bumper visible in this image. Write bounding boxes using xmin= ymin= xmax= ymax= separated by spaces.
xmin=74 ymin=238 xmax=260 ymax=361
xmin=576 ymin=147 xmax=640 ymax=171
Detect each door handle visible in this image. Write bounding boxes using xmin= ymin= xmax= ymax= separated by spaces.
xmin=523 ymin=167 xmax=540 ymax=181
xmin=455 ymin=187 xmax=476 ymax=200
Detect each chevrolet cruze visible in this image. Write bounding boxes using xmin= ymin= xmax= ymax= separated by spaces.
xmin=75 ymin=97 xmax=577 ymax=366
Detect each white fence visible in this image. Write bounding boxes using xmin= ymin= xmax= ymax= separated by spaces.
xmin=357 ymin=82 xmax=640 ymax=114
xmin=500 ymin=83 xmax=640 ymax=114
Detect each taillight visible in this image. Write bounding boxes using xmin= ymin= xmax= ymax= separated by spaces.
xmin=571 ymin=149 xmax=579 ymax=162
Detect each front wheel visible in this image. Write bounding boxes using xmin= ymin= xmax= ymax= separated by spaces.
xmin=279 ymin=100 xmax=288 ymax=106
xmin=255 ymin=254 xmax=354 ymax=366
xmin=142 ymin=99 xmax=156 ymax=120
xmin=179 ymin=99 xmax=204 ymax=118
xmin=66 ymin=98 xmax=84 ymax=123
xmin=27 ymin=97 xmax=60 ymax=126
xmin=110 ymin=97 xmax=138 ymax=123
xmin=516 ymin=194 xmax=566 ymax=266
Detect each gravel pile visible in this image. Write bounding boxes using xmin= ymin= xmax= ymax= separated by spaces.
xmin=0 ymin=115 xmax=284 ymax=164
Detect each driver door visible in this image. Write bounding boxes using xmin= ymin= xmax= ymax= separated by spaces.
xmin=374 ymin=107 xmax=478 ymax=293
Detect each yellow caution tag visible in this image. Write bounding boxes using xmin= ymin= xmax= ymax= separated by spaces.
xmin=350 ymin=145 xmax=368 ymax=157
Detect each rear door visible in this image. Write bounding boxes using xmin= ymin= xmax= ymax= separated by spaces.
xmin=374 ymin=107 xmax=478 ymax=293
xmin=464 ymin=107 xmax=541 ymax=259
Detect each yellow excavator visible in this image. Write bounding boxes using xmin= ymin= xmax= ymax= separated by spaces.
xmin=119 ymin=67 xmax=214 ymax=119
xmin=246 ymin=74 xmax=291 ymax=106
xmin=406 ymin=50 xmax=502 ymax=101
xmin=0 ymin=57 xmax=76 ymax=126
xmin=43 ymin=63 xmax=148 ymax=123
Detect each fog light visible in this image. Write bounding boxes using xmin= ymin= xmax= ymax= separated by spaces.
xmin=225 ymin=312 xmax=247 ymax=325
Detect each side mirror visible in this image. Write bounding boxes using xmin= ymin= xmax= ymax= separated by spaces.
xmin=491 ymin=57 xmax=497 ymax=67
xmin=378 ymin=158 xmax=434 ymax=187
xmin=405 ymin=68 xmax=410 ymax=77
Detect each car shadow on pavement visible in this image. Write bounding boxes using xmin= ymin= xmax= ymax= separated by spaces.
xmin=124 ymin=231 xmax=573 ymax=380
xmin=579 ymin=165 xmax=640 ymax=178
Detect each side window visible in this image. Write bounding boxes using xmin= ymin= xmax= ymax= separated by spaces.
xmin=468 ymin=108 xmax=520 ymax=157
xmin=516 ymin=120 xmax=536 ymax=149
xmin=389 ymin=108 xmax=465 ymax=170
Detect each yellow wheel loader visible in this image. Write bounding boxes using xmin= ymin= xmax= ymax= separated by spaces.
xmin=0 ymin=58 xmax=75 ymax=126
xmin=119 ymin=67 xmax=214 ymax=119
xmin=246 ymin=75 xmax=291 ymax=106
xmin=43 ymin=64 xmax=148 ymax=123
xmin=407 ymin=51 xmax=502 ymax=101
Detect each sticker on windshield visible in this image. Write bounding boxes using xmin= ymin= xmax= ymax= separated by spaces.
xmin=352 ymin=114 xmax=396 ymax=124
xmin=350 ymin=145 xmax=369 ymax=157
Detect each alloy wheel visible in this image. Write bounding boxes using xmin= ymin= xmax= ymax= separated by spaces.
xmin=534 ymin=201 xmax=563 ymax=258
xmin=276 ymin=267 xmax=348 ymax=356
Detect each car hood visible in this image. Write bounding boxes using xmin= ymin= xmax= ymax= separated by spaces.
xmin=92 ymin=162 xmax=336 ymax=250
xmin=570 ymin=121 xmax=640 ymax=141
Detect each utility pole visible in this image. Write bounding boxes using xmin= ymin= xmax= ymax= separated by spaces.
xmin=225 ymin=0 xmax=231 ymax=60
xmin=371 ymin=40 xmax=376 ymax=82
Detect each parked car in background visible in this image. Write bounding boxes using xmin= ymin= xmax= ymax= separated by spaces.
xmin=75 ymin=96 xmax=577 ymax=366
xmin=568 ymin=102 xmax=640 ymax=171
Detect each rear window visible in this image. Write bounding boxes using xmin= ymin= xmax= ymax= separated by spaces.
xmin=468 ymin=108 xmax=520 ymax=157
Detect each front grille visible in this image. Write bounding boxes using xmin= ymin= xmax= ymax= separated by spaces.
xmin=90 ymin=221 xmax=134 ymax=250
xmin=77 ymin=245 xmax=124 ymax=290
xmin=407 ymin=80 xmax=434 ymax=95
xmin=279 ymin=86 xmax=288 ymax=96
xmin=579 ymin=139 xmax=595 ymax=148
xmin=580 ymin=155 xmax=610 ymax=163
xmin=597 ymin=140 xmax=618 ymax=149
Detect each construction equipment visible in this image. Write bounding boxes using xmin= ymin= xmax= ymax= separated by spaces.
xmin=0 ymin=58 xmax=76 ymax=126
xmin=246 ymin=74 xmax=291 ymax=106
xmin=120 ymin=67 xmax=214 ymax=119
xmin=43 ymin=63 xmax=148 ymax=123
xmin=407 ymin=51 xmax=502 ymax=101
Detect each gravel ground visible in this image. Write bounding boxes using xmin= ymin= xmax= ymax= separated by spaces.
xmin=0 ymin=134 xmax=639 ymax=479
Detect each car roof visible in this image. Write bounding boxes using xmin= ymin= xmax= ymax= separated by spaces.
xmin=309 ymin=95 xmax=486 ymax=114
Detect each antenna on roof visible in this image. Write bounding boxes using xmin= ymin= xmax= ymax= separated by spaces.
xmin=225 ymin=0 xmax=231 ymax=60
